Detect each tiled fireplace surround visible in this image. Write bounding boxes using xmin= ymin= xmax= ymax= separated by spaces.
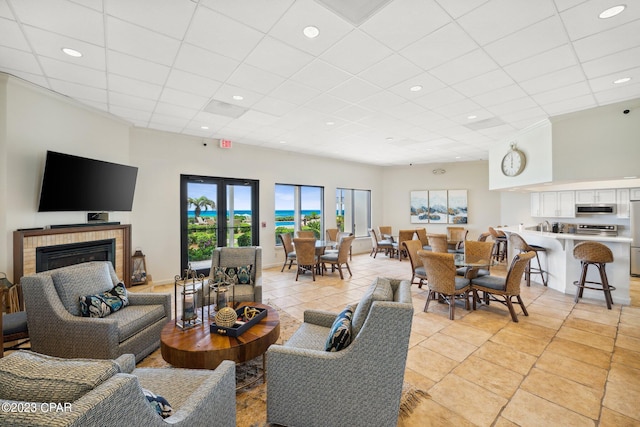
xmin=13 ymin=224 xmax=132 ymax=286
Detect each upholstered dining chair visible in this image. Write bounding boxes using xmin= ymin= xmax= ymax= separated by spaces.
xmin=402 ymin=240 xmax=428 ymax=288
xmin=368 ymin=228 xmax=394 ymax=258
xmin=278 ymin=233 xmax=297 ymax=272
xmin=293 ymin=238 xmax=320 ymax=281
xmin=378 ymin=226 xmax=392 ymax=239
xmin=470 ymin=251 xmax=535 ymax=322
xmin=320 ymin=236 xmax=355 ymax=279
xmin=336 ymin=231 xmax=354 ymax=260
xmin=427 ymin=233 xmax=449 ymax=253
xmin=456 ymin=240 xmax=495 ymax=279
xmin=417 ymin=251 xmax=471 ymax=320
xmin=446 ymin=226 xmax=468 ymax=253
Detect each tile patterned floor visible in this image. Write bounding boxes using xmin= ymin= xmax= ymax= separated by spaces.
xmin=259 ymin=251 xmax=640 ymax=427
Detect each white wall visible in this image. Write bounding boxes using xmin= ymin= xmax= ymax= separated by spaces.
xmin=1 ymin=76 xmax=131 ymax=279
xmin=129 ymin=127 xmax=384 ymax=283
xmin=380 ymin=161 xmax=501 ymax=240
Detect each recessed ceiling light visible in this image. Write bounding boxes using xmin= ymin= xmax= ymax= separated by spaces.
xmin=409 ymin=85 xmax=422 ymax=92
xmin=624 ymin=176 xmax=637 ymax=179
xmin=386 ymin=137 xmax=394 ymax=142
xmin=232 ymin=95 xmax=244 ymax=100
xmin=613 ymin=77 xmax=631 ymax=84
xmin=326 ymin=121 xmax=335 ymax=126
xmin=455 ymin=156 xmax=461 ymax=159
xmin=61 ymin=47 xmax=82 ymax=57
xmin=303 ymin=26 xmax=320 ymax=39
xmin=467 ymin=115 xmax=477 ymax=120
xmin=200 ymin=126 xmax=209 ymax=130
xmin=599 ymin=4 xmax=625 ymax=19
xmin=279 ymin=140 xmax=287 ymax=144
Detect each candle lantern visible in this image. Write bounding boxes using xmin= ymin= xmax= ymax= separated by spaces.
xmin=207 ymin=279 xmax=232 ymax=318
xmin=131 ymin=249 xmax=147 ymax=285
xmin=174 ymin=264 xmax=204 ymax=329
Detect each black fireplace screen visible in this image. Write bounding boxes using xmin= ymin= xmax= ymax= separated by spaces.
xmin=36 ymin=239 xmax=116 ymax=272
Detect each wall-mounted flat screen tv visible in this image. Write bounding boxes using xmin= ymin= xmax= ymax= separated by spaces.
xmin=38 ymin=151 xmax=138 ymax=212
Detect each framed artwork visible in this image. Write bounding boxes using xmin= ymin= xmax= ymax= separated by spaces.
xmin=428 ymin=190 xmax=448 ymax=223
xmin=410 ymin=191 xmax=429 ymax=223
xmin=448 ymin=190 xmax=468 ymax=224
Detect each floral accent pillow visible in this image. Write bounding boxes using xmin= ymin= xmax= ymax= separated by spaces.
xmin=213 ymin=265 xmax=253 ymax=285
xmin=79 ymin=282 xmax=129 ymax=318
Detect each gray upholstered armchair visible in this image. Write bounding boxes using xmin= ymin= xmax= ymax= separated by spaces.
xmin=21 ymin=261 xmax=171 ymax=362
xmin=266 ymin=278 xmax=413 ymax=427
xmin=0 ymin=350 xmax=236 ymax=427
xmin=209 ymin=246 xmax=262 ymax=303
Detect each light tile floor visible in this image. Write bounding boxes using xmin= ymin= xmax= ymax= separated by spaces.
xmin=261 ymin=251 xmax=640 ymax=427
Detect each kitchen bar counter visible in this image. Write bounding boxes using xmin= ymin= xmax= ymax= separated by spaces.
xmin=500 ymin=227 xmax=631 ymax=305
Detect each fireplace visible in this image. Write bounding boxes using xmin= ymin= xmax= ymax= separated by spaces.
xmin=36 ymin=239 xmax=116 ymax=273
xmin=14 ymin=224 xmax=132 ymax=286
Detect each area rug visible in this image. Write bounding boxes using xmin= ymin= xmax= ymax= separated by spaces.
xmin=138 ymin=305 xmax=429 ymax=426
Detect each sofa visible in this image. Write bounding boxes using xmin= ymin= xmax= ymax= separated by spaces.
xmin=0 ymin=350 xmax=236 ymax=427
xmin=266 ymin=278 xmax=413 ymax=427
xmin=21 ymin=261 xmax=171 ymax=362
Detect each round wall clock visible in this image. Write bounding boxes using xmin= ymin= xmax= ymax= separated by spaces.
xmin=501 ymin=143 xmax=526 ymax=177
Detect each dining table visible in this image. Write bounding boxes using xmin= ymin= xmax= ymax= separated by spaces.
xmin=453 ymin=254 xmax=493 ymax=279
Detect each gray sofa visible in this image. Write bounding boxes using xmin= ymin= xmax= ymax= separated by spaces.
xmin=266 ymin=278 xmax=413 ymax=427
xmin=21 ymin=261 xmax=171 ymax=362
xmin=0 ymin=350 xmax=236 ymax=427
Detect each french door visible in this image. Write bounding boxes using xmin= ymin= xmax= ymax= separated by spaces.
xmin=180 ymin=175 xmax=259 ymax=275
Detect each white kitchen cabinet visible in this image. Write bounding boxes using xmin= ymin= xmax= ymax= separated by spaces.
xmin=575 ymin=189 xmax=616 ymax=204
xmin=530 ymin=192 xmax=541 ymax=217
xmin=630 ymin=188 xmax=640 ymax=201
xmin=617 ymin=188 xmax=630 ymax=218
xmin=540 ymin=191 xmax=575 ymax=218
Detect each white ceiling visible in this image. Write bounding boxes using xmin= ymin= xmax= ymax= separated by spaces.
xmin=1 ymin=0 xmax=639 ymax=166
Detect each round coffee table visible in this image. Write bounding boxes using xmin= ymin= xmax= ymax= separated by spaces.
xmin=160 ymin=302 xmax=280 ymax=372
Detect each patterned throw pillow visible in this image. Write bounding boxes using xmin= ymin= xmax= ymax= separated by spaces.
xmin=213 ymin=265 xmax=253 ymax=285
xmin=79 ymin=282 xmax=129 ymax=318
xmin=142 ymin=388 xmax=173 ymax=418
xmin=325 ymin=306 xmax=354 ymax=352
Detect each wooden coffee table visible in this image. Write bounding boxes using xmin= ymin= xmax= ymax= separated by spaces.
xmin=160 ymin=302 xmax=280 ymax=373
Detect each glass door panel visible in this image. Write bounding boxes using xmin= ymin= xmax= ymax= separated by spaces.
xmin=225 ymin=183 xmax=254 ymax=247
xmin=185 ymin=181 xmax=218 ymax=273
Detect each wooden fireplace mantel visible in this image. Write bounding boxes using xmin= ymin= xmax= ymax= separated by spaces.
xmin=13 ymin=224 xmax=132 ymax=286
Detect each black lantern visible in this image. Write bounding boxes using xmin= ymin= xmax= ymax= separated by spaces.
xmin=131 ymin=249 xmax=147 ymax=285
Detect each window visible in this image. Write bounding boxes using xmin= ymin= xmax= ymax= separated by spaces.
xmin=275 ymin=184 xmax=324 ymax=242
xmin=180 ymin=175 xmax=259 ymax=275
xmin=336 ymin=188 xmax=371 ymax=238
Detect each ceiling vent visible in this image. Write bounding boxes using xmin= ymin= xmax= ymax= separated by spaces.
xmin=314 ymin=0 xmax=394 ymax=25
xmin=204 ymin=99 xmax=248 ymax=119
xmin=463 ymin=117 xmax=506 ymax=131
xmin=432 ymin=168 xmax=446 ymax=175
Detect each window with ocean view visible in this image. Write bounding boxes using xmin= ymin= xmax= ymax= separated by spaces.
xmin=180 ymin=175 xmax=259 ymax=275
xmin=275 ymin=184 xmax=324 ymax=243
xmin=336 ymin=188 xmax=371 ymax=238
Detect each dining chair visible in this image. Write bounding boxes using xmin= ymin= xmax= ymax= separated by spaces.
xmin=456 ymin=240 xmax=495 ymax=279
xmin=396 ymin=229 xmax=416 ymax=261
xmin=402 ymin=240 xmax=428 ymax=288
xmin=427 ymin=233 xmax=449 ymax=253
xmin=417 ymin=250 xmax=471 ymax=320
xmin=509 ymin=233 xmax=548 ymax=287
xmin=335 ymin=231 xmax=354 ymax=260
xmin=368 ymin=228 xmax=394 ymax=258
xmin=414 ymin=227 xmax=430 ymax=250
xmin=325 ymin=228 xmax=339 ymax=243
xmin=377 ymin=226 xmax=392 ymax=240
xmin=293 ymin=238 xmax=320 ymax=281
xmin=297 ymin=230 xmax=316 ymax=239
xmin=278 ymin=233 xmax=297 ymax=272
xmin=446 ymin=226 xmax=468 ymax=252
xmin=470 ymin=251 xmax=535 ymax=322
xmin=320 ymin=236 xmax=355 ymax=279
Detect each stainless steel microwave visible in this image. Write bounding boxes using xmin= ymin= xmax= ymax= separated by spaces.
xmin=575 ymin=204 xmax=616 ymax=215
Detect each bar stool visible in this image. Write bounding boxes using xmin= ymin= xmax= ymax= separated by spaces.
xmin=572 ymin=242 xmax=615 ymax=309
xmin=488 ymin=227 xmax=508 ymax=262
xmin=509 ymin=233 xmax=548 ymax=287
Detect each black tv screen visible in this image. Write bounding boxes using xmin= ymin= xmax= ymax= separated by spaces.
xmin=38 ymin=151 xmax=138 ymax=212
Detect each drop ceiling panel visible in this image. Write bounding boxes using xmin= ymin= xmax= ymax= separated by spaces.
xmin=360 ymin=0 xmax=451 ymax=50
xmin=320 ymin=29 xmax=393 ymax=75
xmin=251 ymin=96 xmax=299 ymax=116
xmin=399 ymin=23 xmax=478 ymax=70
xmin=357 ymin=54 xmax=423 ymax=89
xmin=186 ymin=6 xmax=264 ymax=61
xmin=519 ymin=65 xmax=585 ymax=94
xmin=289 ymin=59 xmax=352 ymax=92
xmin=200 ymin=0 xmax=294 ymax=33
xmin=582 ymin=46 xmax=640 ymax=79
xmin=453 ymin=69 xmax=515 ymax=98
xmin=327 ymin=77 xmax=380 ymax=103
xmin=10 ymin=0 xmax=105 ymax=45
xmin=244 ymin=36 xmax=315 ymax=78
xmin=108 ymin=74 xmax=162 ymax=100
xmin=572 ymin=19 xmax=640 ymax=62
xmin=108 ymin=51 xmax=170 ymax=86
xmin=503 ymin=44 xmax=578 ymax=82
xmin=560 ymin=0 xmax=640 ymax=40
xmin=39 ymin=57 xmax=105 ymax=88
xmin=165 ymin=70 xmax=222 ymax=97
xmin=0 ymin=46 xmax=41 ymax=75
xmin=159 ymin=87 xmax=210 ymax=110
xmin=105 ymin=0 xmax=195 ymax=40
xmin=106 ymin=17 xmax=180 ymax=66
xmin=49 ymin=80 xmax=106 ymax=103
xmin=24 ymin=26 xmax=106 ymax=70
xmin=173 ymin=44 xmax=239 ymax=82
xmin=429 ymin=49 xmax=499 ymax=85
xmin=269 ymin=80 xmax=322 ymax=105
xmin=0 ymin=18 xmax=30 ymax=51
xmin=226 ymin=63 xmax=286 ymax=95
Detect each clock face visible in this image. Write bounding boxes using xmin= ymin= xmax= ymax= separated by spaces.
xmin=501 ymin=149 xmax=526 ymax=176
